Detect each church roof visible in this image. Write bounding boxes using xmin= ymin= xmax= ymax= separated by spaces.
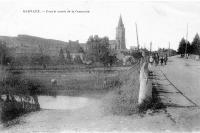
xmin=118 ymin=15 xmax=124 ymax=27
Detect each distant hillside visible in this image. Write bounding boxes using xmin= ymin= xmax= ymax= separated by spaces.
xmin=0 ymin=35 xmax=68 ymax=57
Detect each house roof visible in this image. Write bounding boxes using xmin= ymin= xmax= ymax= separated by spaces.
xmin=65 ymin=42 xmax=84 ymax=53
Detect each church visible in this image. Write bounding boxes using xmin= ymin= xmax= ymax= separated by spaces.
xmin=109 ymin=15 xmax=126 ymax=51
xmin=63 ymin=15 xmax=128 ymax=63
xmin=75 ymin=15 xmax=127 ymax=52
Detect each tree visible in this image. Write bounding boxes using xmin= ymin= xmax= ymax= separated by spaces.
xmin=30 ymin=54 xmax=51 ymax=66
xmin=187 ymin=42 xmax=192 ymax=54
xmin=74 ymin=55 xmax=82 ymax=64
xmin=0 ymin=40 xmax=12 ymax=66
xmin=131 ymin=51 xmax=143 ymax=59
xmin=100 ymin=51 xmax=117 ymax=67
xmin=177 ymin=38 xmax=190 ymax=56
xmin=86 ymin=35 xmax=98 ymax=62
xmin=191 ymin=33 xmax=200 ymax=55
xmin=14 ymin=55 xmax=30 ymax=66
xmin=38 ymin=44 xmax=48 ymax=68
xmin=66 ymin=50 xmax=72 ymax=63
xmin=58 ymin=48 xmax=65 ymax=64
xmin=86 ymin=35 xmax=110 ymax=63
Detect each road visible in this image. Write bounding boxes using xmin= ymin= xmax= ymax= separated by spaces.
xmin=152 ymin=56 xmax=200 ymax=131
xmin=160 ymin=56 xmax=200 ymax=106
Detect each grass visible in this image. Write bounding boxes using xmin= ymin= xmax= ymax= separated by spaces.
xmin=101 ymin=64 xmax=165 ymax=116
xmin=102 ymin=66 xmax=140 ymax=115
xmin=8 ymin=64 xmax=132 ymax=71
xmin=137 ymin=72 xmax=166 ymax=114
xmin=21 ymin=68 xmax=130 ymax=97
xmin=0 ymin=72 xmax=43 ymax=96
xmin=137 ymin=96 xmax=164 ymax=114
xmin=0 ymin=69 xmax=41 ymax=124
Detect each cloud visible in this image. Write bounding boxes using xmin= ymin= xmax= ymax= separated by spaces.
xmin=152 ymin=6 xmax=167 ymax=17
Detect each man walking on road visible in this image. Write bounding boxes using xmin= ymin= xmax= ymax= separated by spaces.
xmin=164 ymin=54 xmax=168 ymax=65
xmin=160 ymin=56 xmax=164 ymax=66
xmin=154 ymin=53 xmax=159 ymax=66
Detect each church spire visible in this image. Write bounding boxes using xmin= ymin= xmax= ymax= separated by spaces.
xmin=118 ymin=15 xmax=124 ymax=27
xmin=116 ymin=14 xmax=126 ymax=50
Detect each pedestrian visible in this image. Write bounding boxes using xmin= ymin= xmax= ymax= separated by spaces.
xmin=155 ymin=53 xmax=159 ymax=66
xmin=160 ymin=56 xmax=164 ymax=66
xmin=164 ymin=54 xmax=168 ymax=65
xmin=149 ymin=55 xmax=154 ymax=65
xmin=148 ymin=55 xmax=153 ymax=69
xmin=153 ymin=53 xmax=156 ymax=61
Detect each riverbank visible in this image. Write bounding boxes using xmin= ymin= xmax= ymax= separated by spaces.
xmin=0 ymin=68 xmax=41 ymax=125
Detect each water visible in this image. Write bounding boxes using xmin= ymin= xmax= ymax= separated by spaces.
xmin=38 ymin=96 xmax=90 ymax=110
xmin=0 ymin=95 xmax=91 ymax=126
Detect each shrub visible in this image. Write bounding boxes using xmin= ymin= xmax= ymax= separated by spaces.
xmin=0 ymin=73 xmax=43 ymax=96
xmin=0 ymin=71 xmax=42 ymax=124
xmin=138 ymin=86 xmax=166 ymax=113
xmin=102 ymin=67 xmax=140 ymax=115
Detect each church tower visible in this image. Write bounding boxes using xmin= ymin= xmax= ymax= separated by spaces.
xmin=116 ymin=15 xmax=126 ymax=50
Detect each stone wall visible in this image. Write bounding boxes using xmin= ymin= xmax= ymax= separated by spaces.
xmin=138 ymin=62 xmax=152 ymax=104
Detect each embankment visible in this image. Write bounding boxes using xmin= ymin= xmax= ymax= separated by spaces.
xmin=102 ymin=63 xmax=141 ymax=115
xmin=0 ymin=70 xmax=41 ymax=125
xmin=102 ymin=60 xmax=157 ymax=115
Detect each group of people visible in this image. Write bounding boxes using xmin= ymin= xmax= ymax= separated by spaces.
xmin=149 ymin=53 xmax=168 ymax=66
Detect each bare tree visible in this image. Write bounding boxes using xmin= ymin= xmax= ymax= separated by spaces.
xmin=38 ymin=44 xmax=48 ymax=69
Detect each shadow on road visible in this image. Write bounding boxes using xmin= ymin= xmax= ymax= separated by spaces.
xmin=152 ymin=70 xmax=197 ymax=108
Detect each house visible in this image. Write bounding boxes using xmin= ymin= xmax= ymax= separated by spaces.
xmin=64 ymin=40 xmax=84 ymax=61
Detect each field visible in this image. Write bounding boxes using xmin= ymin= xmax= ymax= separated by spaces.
xmin=21 ymin=66 xmax=132 ymax=97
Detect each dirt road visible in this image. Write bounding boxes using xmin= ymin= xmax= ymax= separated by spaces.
xmin=152 ymin=56 xmax=200 ymax=131
xmin=160 ymin=56 xmax=200 ymax=105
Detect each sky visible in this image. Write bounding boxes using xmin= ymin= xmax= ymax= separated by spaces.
xmin=0 ymin=0 xmax=200 ymax=50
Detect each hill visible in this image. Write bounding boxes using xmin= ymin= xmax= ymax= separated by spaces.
xmin=0 ymin=35 xmax=68 ymax=57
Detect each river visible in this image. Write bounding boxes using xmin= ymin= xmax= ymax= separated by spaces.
xmin=38 ymin=95 xmax=91 ymax=110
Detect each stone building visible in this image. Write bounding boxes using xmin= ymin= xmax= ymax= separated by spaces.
xmin=109 ymin=40 xmax=117 ymax=50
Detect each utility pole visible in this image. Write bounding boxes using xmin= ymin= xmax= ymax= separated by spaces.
xmin=185 ymin=23 xmax=188 ymax=58
xmin=150 ymin=42 xmax=152 ymax=54
xmin=135 ymin=23 xmax=140 ymax=51
xmin=168 ymin=42 xmax=170 ymax=56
